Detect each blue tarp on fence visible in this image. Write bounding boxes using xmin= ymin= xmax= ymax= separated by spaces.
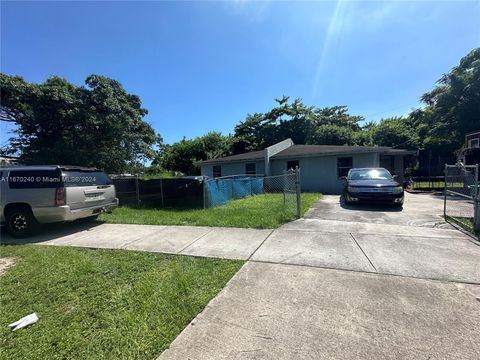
xmin=205 ymin=177 xmax=265 ymax=208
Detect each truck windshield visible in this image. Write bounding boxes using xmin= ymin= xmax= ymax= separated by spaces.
xmin=62 ymin=170 xmax=112 ymax=187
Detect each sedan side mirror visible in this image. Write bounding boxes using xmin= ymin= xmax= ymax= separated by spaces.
xmin=340 ymin=176 xmax=347 ymax=180
xmin=392 ymin=174 xmax=399 ymax=179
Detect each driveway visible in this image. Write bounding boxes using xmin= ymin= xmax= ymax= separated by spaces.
xmin=252 ymin=192 xmax=480 ymax=284
xmin=161 ymin=193 xmax=480 ymax=360
xmin=305 ymin=191 xmax=450 ymax=227
xmin=161 ymin=262 xmax=480 ymax=360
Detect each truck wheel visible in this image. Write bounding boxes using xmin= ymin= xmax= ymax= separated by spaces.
xmin=6 ymin=206 xmax=39 ymax=238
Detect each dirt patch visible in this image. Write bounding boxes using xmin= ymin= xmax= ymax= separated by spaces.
xmin=0 ymin=257 xmax=18 ymax=276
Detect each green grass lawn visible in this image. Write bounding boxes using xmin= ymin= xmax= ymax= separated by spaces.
xmin=412 ymin=181 xmax=464 ymax=189
xmin=99 ymin=193 xmax=321 ymax=229
xmin=0 ymin=246 xmax=243 ymax=360
xmin=446 ymin=216 xmax=479 ymax=235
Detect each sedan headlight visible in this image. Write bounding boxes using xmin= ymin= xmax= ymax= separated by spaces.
xmin=392 ymin=186 xmax=403 ymax=194
xmin=348 ymin=186 xmax=360 ymax=193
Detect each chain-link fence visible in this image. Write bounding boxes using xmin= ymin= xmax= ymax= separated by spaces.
xmin=110 ymin=175 xmax=140 ymax=205
xmin=444 ymin=164 xmax=479 ymax=233
xmin=203 ymin=168 xmax=301 ymax=218
xmin=110 ymin=175 xmax=204 ymax=208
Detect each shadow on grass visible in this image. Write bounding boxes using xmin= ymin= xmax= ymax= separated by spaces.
xmin=1 ymin=219 xmax=105 ymax=246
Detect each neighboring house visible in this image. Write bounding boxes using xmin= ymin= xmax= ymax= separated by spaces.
xmin=0 ymin=156 xmax=19 ymax=166
xmin=198 ymin=139 xmax=415 ymax=194
xmin=466 ymin=131 xmax=480 ymax=149
xmin=460 ymin=130 xmax=480 ymax=166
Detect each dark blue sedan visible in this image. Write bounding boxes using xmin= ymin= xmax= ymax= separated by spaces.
xmin=342 ymin=168 xmax=404 ymax=207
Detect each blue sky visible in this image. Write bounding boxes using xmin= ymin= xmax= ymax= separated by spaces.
xmin=1 ymin=1 xmax=479 ymax=145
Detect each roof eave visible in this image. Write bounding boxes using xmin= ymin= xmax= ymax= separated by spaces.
xmin=197 ymin=157 xmax=265 ymax=166
xmin=380 ymin=149 xmax=416 ymax=155
xmin=272 ymin=148 xmax=390 ymax=160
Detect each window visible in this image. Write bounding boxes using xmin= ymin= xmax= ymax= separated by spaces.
xmin=286 ymin=160 xmax=299 ymax=171
xmin=468 ymin=138 xmax=479 ymax=148
xmin=213 ymin=165 xmax=221 ymax=178
xmin=245 ymin=163 xmax=256 ymax=175
xmin=8 ymin=170 xmax=62 ymax=189
xmin=337 ymin=157 xmax=353 ymax=178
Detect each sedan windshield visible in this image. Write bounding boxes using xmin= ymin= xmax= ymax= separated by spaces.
xmin=349 ymin=169 xmax=392 ymax=180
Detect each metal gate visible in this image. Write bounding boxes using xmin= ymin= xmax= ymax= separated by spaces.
xmin=444 ymin=163 xmax=479 ymax=233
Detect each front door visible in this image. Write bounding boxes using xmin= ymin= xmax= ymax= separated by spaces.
xmin=380 ymin=155 xmax=395 ymax=173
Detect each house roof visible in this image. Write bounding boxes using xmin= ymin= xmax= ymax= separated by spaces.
xmin=198 ymin=144 xmax=415 ymax=165
xmin=198 ymin=150 xmax=265 ymax=165
xmin=272 ymin=145 xmax=393 ymax=159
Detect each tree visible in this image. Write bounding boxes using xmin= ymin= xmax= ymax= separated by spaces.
xmin=406 ymin=47 xmax=480 ymax=173
xmin=157 ymin=132 xmax=232 ymax=175
xmin=368 ymin=117 xmax=419 ymax=149
xmin=0 ymin=74 xmax=160 ymax=173
xmin=307 ymin=124 xmax=357 ymax=145
xmin=416 ymin=48 xmax=480 ymax=149
xmin=233 ymin=97 xmax=364 ymax=150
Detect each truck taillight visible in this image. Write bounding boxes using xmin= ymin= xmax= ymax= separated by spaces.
xmin=55 ymin=187 xmax=66 ymax=206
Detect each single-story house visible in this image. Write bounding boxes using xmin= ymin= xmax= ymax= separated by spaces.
xmin=198 ymin=139 xmax=415 ymax=194
xmin=461 ymin=130 xmax=480 ymax=166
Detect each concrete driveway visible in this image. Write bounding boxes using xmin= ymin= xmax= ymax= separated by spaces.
xmin=160 ymin=193 xmax=480 ymax=360
xmin=304 ymin=191 xmax=451 ymax=227
xmin=252 ymin=192 xmax=480 ymax=284
xmin=161 ymin=262 xmax=480 ymax=360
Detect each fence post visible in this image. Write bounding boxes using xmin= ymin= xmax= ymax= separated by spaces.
xmin=203 ymin=179 xmax=207 ymax=209
xmin=444 ymin=164 xmax=447 ymax=219
xmin=474 ymin=164 xmax=479 ymax=232
xmin=160 ymin=178 xmax=165 ymax=208
xmin=295 ymin=167 xmax=301 ymax=219
xmin=135 ymin=174 xmax=140 ymax=206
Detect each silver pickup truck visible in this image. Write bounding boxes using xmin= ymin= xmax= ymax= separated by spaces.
xmin=1 ymin=165 xmax=118 ymax=237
